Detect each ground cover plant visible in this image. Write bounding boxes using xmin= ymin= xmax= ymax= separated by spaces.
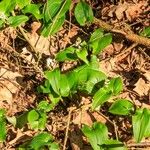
xmin=0 ymin=0 xmax=150 ymax=149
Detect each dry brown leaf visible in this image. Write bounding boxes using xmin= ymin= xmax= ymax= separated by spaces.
xmin=133 ymin=78 xmax=150 ymax=96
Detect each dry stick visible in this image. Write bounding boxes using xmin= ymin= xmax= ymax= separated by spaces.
xmin=127 ymin=142 xmax=150 ymax=148
xmin=63 ymin=108 xmax=73 ymax=150
xmin=94 ymin=18 xmax=150 ymax=47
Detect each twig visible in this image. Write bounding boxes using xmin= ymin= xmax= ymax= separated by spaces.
xmin=127 ymin=142 xmax=150 ymax=148
xmin=63 ymin=108 xmax=73 ymax=150
xmin=94 ymin=18 xmax=150 ymax=47
xmin=113 ymin=120 xmax=119 ymax=141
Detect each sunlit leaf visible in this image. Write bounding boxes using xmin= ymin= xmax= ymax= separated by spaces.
xmin=0 ymin=109 xmax=6 ymax=142
xmin=92 ymin=86 xmax=112 ymax=110
xmin=132 ymin=108 xmax=150 ymax=143
xmin=56 ymin=47 xmax=77 ymax=62
xmin=45 ymin=69 xmax=61 ymax=95
xmin=8 ymin=15 xmax=29 ymax=27
xmin=82 ymin=122 xmax=108 ymax=150
xmin=109 ymin=99 xmax=134 ymax=115
xmin=74 ymin=1 xmax=93 ymax=26
xmin=22 ymin=4 xmax=43 ymax=19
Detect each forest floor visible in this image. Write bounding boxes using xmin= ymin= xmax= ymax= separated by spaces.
xmin=0 ymin=0 xmax=150 ymax=149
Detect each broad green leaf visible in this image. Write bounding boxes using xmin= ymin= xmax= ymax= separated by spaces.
xmin=48 ymin=93 xmax=61 ymax=106
xmin=42 ymin=0 xmax=71 ymax=36
xmin=85 ymin=70 xmax=106 ymax=94
xmin=56 ymin=47 xmax=77 ymax=62
xmin=30 ymin=132 xmax=53 ymax=150
xmin=59 ymin=74 xmax=70 ymax=97
xmin=82 ymin=122 xmax=108 ymax=150
xmin=109 ymin=99 xmax=134 ymax=115
xmin=132 ymin=108 xmax=150 ymax=143
xmin=102 ymin=140 xmax=126 ymax=150
xmin=74 ymin=1 xmax=94 ymax=26
xmin=49 ymin=142 xmax=60 ymax=150
xmin=8 ymin=15 xmax=29 ymax=27
xmin=16 ymin=0 xmax=30 ymax=9
xmin=109 ymin=77 xmax=123 ymax=95
xmin=0 ymin=0 xmax=15 ymax=15
xmin=37 ymin=80 xmax=51 ymax=94
xmin=144 ymin=109 xmax=150 ymax=137
xmin=28 ymin=110 xmax=39 ymax=124
xmin=92 ymin=86 xmax=112 ymax=110
xmin=22 ymin=4 xmax=43 ymax=19
xmin=76 ymin=47 xmax=89 ymax=64
xmin=37 ymin=101 xmax=53 ymax=112
xmin=41 ymin=15 xmax=65 ymax=36
xmin=0 ymin=109 xmax=6 ymax=142
xmin=44 ymin=0 xmax=62 ymax=22
xmin=140 ymin=26 xmax=150 ymax=37
xmin=66 ymin=71 xmax=78 ymax=93
xmin=0 ymin=19 xmax=4 ymax=28
xmin=16 ymin=112 xmax=28 ymax=128
xmin=89 ymin=29 xmax=104 ymax=43
xmin=92 ymin=33 xmax=112 ymax=54
xmin=38 ymin=111 xmax=47 ymax=130
xmin=45 ymin=69 xmax=60 ymax=95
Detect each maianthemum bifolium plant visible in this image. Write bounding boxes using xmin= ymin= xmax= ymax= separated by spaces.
xmin=0 ymin=0 xmax=150 ymax=150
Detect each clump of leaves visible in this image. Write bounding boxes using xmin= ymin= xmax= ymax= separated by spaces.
xmin=19 ymin=132 xmax=59 ymax=150
xmin=82 ymin=122 xmax=127 ymax=150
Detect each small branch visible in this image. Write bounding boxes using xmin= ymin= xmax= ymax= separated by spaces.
xmin=94 ymin=18 xmax=150 ymax=47
xmin=63 ymin=108 xmax=73 ymax=150
xmin=127 ymin=142 xmax=150 ymax=148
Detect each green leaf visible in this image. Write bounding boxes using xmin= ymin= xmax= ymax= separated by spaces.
xmin=90 ymin=29 xmax=104 ymax=44
xmin=22 ymin=4 xmax=43 ymax=19
xmin=8 ymin=15 xmax=29 ymax=27
xmin=42 ymin=15 xmax=65 ymax=36
xmin=74 ymin=1 xmax=94 ymax=26
xmin=38 ymin=111 xmax=47 ymax=130
xmin=0 ymin=19 xmax=4 ymax=28
xmin=140 ymin=26 xmax=150 ymax=37
xmin=37 ymin=101 xmax=53 ymax=112
xmin=109 ymin=99 xmax=134 ymax=115
xmin=49 ymin=142 xmax=60 ymax=150
xmin=102 ymin=140 xmax=127 ymax=150
xmin=45 ymin=69 xmax=61 ymax=95
xmin=109 ymin=77 xmax=123 ymax=95
xmin=16 ymin=112 xmax=28 ymax=128
xmin=144 ymin=109 xmax=150 ymax=137
xmin=29 ymin=132 xmax=54 ymax=150
xmin=28 ymin=110 xmax=39 ymax=123
xmin=59 ymin=74 xmax=70 ymax=97
xmin=82 ymin=122 xmax=108 ymax=150
xmin=66 ymin=71 xmax=78 ymax=93
xmin=92 ymin=33 xmax=112 ymax=54
xmin=37 ymin=80 xmax=51 ymax=94
xmin=132 ymin=108 xmax=150 ymax=143
xmin=0 ymin=0 xmax=15 ymax=15
xmin=0 ymin=109 xmax=6 ymax=142
xmin=16 ymin=0 xmax=30 ymax=9
xmin=85 ymin=70 xmax=106 ymax=94
xmin=42 ymin=0 xmax=71 ymax=36
xmin=44 ymin=0 xmax=62 ymax=22
xmin=92 ymin=86 xmax=112 ymax=110
xmin=56 ymin=47 xmax=77 ymax=62
xmin=76 ymin=47 xmax=89 ymax=64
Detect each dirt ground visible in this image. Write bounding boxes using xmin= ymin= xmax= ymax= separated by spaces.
xmin=0 ymin=0 xmax=150 ymax=149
